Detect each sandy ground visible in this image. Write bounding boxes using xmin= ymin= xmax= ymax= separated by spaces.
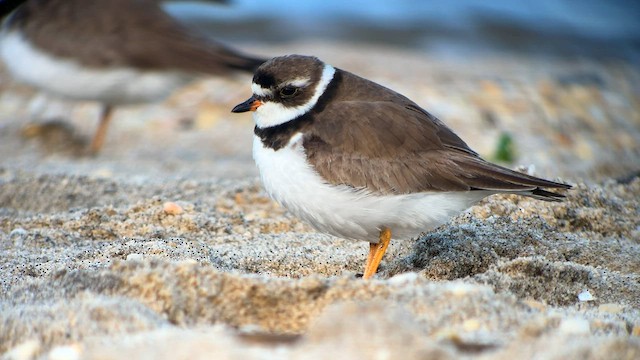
xmin=1 ymin=41 xmax=639 ymax=359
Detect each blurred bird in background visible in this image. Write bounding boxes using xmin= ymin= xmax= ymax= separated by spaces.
xmin=0 ymin=0 xmax=266 ymax=155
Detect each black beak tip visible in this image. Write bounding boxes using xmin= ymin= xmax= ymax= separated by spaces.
xmin=231 ymin=104 xmax=248 ymax=113
xmin=231 ymin=96 xmax=256 ymax=113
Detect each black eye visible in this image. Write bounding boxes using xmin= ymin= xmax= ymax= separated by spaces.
xmin=279 ymin=86 xmax=298 ymax=98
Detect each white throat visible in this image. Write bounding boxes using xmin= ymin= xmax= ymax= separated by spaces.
xmin=253 ymin=64 xmax=336 ymax=129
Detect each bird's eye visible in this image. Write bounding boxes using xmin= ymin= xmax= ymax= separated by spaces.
xmin=279 ymin=86 xmax=298 ymax=98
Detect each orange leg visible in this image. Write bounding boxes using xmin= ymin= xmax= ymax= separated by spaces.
xmin=88 ymin=105 xmax=114 ymax=155
xmin=362 ymin=227 xmax=392 ymax=279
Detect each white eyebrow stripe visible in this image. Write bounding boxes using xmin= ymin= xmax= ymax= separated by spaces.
xmin=251 ymin=83 xmax=272 ymax=97
xmin=286 ymin=78 xmax=311 ymax=87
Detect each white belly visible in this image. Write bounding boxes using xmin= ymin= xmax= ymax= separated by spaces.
xmin=253 ymin=134 xmax=491 ymax=242
xmin=0 ymin=31 xmax=192 ymax=105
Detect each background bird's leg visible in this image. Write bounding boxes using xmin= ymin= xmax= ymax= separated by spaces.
xmin=88 ymin=105 xmax=114 ymax=155
xmin=363 ymin=227 xmax=392 ymax=279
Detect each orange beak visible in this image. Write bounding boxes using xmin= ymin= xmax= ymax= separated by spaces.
xmin=231 ymin=96 xmax=263 ymax=113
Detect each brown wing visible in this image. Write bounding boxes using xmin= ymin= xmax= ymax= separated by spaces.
xmin=16 ymin=0 xmax=265 ymax=73
xmin=303 ymin=100 xmax=571 ymax=198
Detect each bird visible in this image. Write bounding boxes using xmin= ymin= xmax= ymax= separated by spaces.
xmin=0 ymin=0 xmax=266 ymax=154
xmin=231 ymin=55 xmax=572 ymax=279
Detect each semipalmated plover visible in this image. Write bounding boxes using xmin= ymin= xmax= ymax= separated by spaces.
xmin=232 ymin=55 xmax=572 ymax=279
xmin=0 ymin=0 xmax=266 ymax=154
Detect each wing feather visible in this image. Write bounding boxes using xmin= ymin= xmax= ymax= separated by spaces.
xmin=303 ymin=100 xmax=570 ymax=198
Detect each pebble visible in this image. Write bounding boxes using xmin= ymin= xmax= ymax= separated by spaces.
xmin=577 ymin=289 xmax=594 ymax=302
xmin=163 ymin=201 xmax=184 ymax=215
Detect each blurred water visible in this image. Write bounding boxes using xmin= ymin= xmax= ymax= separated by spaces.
xmin=167 ymin=0 xmax=640 ymax=60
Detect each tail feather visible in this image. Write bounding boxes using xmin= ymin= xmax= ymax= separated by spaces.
xmin=225 ymin=54 xmax=268 ymax=73
xmin=452 ymin=155 xmax=572 ymax=202
xmin=522 ymin=188 xmax=568 ymax=202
